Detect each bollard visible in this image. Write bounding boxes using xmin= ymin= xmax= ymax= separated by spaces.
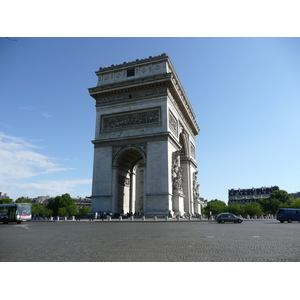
xmin=57 ymin=216 xmax=60 ymax=221
xmin=142 ymin=216 xmax=145 ymax=221
xmin=199 ymin=215 xmax=202 ymax=221
xmin=72 ymin=216 xmax=75 ymax=221
xmin=130 ymin=216 xmax=134 ymax=221
xmin=50 ymin=216 xmax=53 ymax=221
xmin=64 ymin=216 xmax=67 ymax=221
xmin=119 ymin=216 xmax=122 ymax=221
xmin=165 ymin=216 xmax=168 ymax=221
xmin=107 ymin=215 xmax=111 ymax=221
xmin=154 ymin=216 xmax=157 ymax=221
xmin=176 ymin=215 xmax=180 ymax=221
xmin=188 ymin=216 xmax=191 ymax=221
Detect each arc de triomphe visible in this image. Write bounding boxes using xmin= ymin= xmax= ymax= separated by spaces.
xmin=88 ymin=53 xmax=201 ymax=216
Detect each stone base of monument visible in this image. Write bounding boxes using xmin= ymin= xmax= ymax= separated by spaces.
xmin=173 ymin=192 xmax=185 ymax=217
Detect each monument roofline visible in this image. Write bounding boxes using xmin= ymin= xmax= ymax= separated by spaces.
xmin=96 ymin=53 xmax=169 ymax=73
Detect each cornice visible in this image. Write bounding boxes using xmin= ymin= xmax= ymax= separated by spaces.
xmin=92 ymin=132 xmax=171 ymax=147
xmin=166 ymin=79 xmax=200 ymax=135
xmin=88 ymin=73 xmax=171 ymax=96
xmin=95 ymin=53 xmax=169 ymax=73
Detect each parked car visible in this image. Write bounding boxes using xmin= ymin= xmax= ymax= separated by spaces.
xmin=276 ymin=208 xmax=300 ymax=223
xmin=216 ymin=213 xmax=243 ymax=224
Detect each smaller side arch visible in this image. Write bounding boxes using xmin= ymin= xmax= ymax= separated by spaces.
xmin=179 ymin=130 xmax=189 ymax=158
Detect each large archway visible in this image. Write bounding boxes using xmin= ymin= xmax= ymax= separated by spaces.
xmin=113 ymin=148 xmax=145 ymax=215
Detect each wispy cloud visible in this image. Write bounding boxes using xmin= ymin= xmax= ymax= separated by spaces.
xmin=0 ymin=179 xmax=92 ymax=199
xmin=0 ymin=132 xmax=92 ymax=199
xmin=0 ymin=132 xmax=69 ymax=180
xmin=18 ymin=106 xmax=53 ymax=118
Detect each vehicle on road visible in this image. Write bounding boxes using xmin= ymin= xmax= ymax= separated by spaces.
xmin=276 ymin=208 xmax=300 ymax=223
xmin=216 ymin=213 xmax=243 ymax=224
xmin=0 ymin=203 xmax=32 ymax=224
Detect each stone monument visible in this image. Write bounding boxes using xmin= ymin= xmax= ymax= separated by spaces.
xmin=88 ymin=53 xmax=201 ymax=216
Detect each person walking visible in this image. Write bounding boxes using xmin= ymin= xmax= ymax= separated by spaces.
xmin=208 ymin=211 xmax=212 ymax=220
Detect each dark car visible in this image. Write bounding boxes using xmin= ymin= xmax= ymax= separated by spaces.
xmin=276 ymin=208 xmax=300 ymax=223
xmin=216 ymin=213 xmax=243 ymax=224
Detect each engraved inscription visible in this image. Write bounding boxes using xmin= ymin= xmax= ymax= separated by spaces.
xmin=102 ymin=109 xmax=160 ymax=131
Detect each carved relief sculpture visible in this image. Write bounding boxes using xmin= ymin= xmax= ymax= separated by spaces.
xmin=172 ymin=151 xmax=183 ymax=193
xmin=102 ymin=109 xmax=160 ymax=131
xmin=193 ymin=171 xmax=200 ymax=201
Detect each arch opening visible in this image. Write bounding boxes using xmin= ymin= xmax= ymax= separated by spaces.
xmin=115 ymin=148 xmax=145 ymax=215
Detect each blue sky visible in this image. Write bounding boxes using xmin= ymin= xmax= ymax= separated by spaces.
xmin=1 ymin=37 xmax=300 ymax=202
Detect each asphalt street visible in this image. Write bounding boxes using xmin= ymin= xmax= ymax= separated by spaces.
xmin=1 ymin=219 xmax=299 ymax=262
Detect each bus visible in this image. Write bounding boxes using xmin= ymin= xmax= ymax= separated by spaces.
xmin=0 ymin=203 xmax=32 ymax=224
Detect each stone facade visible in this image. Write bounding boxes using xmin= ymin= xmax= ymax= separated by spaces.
xmin=88 ymin=54 xmax=201 ymax=216
xmin=228 ymin=186 xmax=280 ymax=205
xmin=290 ymin=191 xmax=300 ymax=199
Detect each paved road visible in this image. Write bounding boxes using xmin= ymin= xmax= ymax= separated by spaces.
xmin=1 ymin=219 xmax=299 ymax=262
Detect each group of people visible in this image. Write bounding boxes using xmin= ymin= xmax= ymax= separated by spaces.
xmin=118 ymin=211 xmax=143 ymax=219
xmin=86 ymin=210 xmax=145 ymax=221
xmin=88 ymin=211 xmax=113 ymax=221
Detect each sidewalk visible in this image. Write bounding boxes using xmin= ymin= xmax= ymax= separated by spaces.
xmin=30 ymin=216 xmax=277 ymax=222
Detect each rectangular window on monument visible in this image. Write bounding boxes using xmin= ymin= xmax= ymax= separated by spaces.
xmin=127 ymin=69 xmax=135 ymax=77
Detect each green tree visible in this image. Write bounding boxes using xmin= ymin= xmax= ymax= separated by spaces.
xmin=258 ymin=190 xmax=292 ymax=214
xmin=269 ymin=190 xmax=291 ymax=204
xmin=79 ymin=206 xmax=90 ymax=216
xmin=0 ymin=198 xmax=13 ymax=204
xmin=15 ymin=197 xmax=32 ymax=203
xmin=203 ymin=199 xmax=227 ymax=216
xmin=46 ymin=193 xmax=77 ymax=217
xmin=32 ymin=203 xmax=52 ymax=217
xmin=66 ymin=203 xmax=78 ymax=216
xmin=258 ymin=198 xmax=281 ymax=215
xmin=228 ymin=203 xmax=243 ymax=216
xmin=58 ymin=207 xmax=68 ymax=217
xmin=290 ymin=198 xmax=300 ymax=209
xmin=243 ymin=202 xmax=263 ymax=217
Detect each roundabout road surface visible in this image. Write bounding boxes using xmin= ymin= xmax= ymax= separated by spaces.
xmin=1 ymin=219 xmax=299 ymax=262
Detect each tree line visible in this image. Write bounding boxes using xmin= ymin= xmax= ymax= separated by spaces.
xmin=0 ymin=193 xmax=90 ymax=217
xmin=202 ymin=190 xmax=300 ymax=217
xmin=1 ymin=190 xmax=299 ymax=218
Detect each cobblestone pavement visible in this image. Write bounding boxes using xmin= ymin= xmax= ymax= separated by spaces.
xmin=1 ymin=219 xmax=300 ymax=262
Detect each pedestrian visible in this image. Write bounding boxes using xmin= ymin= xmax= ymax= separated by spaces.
xmin=208 ymin=211 xmax=212 ymax=220
xmin=95 ymin=211 xmax=98 ymax=220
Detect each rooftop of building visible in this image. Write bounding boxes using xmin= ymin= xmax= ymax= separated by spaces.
xmin=228 ymin=186 xmax=279 ymax=195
